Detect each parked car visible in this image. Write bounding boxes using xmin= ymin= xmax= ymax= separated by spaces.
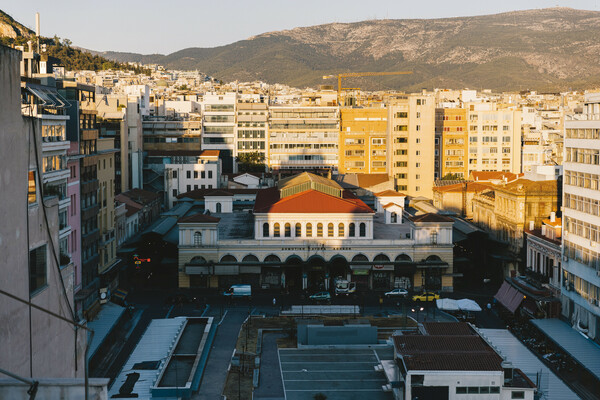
xmin=385 ymin=288 xmax=409 ymax=298
xmin=223 ymin=284 xmax=252 ymax=298
xmin=309 ymin=291 xmax=331 ymax=302
xmin=412 ymin=292 xmax=440 ymax=302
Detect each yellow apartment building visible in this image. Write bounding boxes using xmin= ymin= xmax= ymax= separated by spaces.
xmin=436 ymin=107 xmax=468 ymax=179
xmin=387 ymin=94 xmax=436 ymax=199
xmin=339 ymin=107 xmax=388 ymax=174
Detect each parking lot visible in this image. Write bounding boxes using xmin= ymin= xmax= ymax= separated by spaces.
xmin=278 ymin=347 xmax=394 ymax=400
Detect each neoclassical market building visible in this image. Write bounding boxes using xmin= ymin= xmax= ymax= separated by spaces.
xmin=177 ymin=173 xmax=455 ymax=292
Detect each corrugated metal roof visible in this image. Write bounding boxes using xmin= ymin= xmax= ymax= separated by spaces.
xmin=531 ymin=319 xmax=600 ymax=381
xmin=108 ymin=318 xmax=187 ymax=399
xmin=478 ymin=329 xmax=579 ymax=400
xmin=87 ymin=302 xmax=125 ymax=359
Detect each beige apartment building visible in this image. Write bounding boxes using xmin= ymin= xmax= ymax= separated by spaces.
xmin=387 ymin=94 xmax=436 ymax=199
xmin=339 ymin=107 xmax=388 ymax=174
xmin=235 ymin=100 xmax=268 ymax=162
xmin=436 ymin=108 xmax=468 ymax=179
xmin=466 ymin=103 xmax=522 ymax=175
xmin=97 ymin=138 xmax=119 ymax=291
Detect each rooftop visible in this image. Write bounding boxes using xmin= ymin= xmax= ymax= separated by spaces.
xmin=177 ymin=188 xmax=258 ymax=200
xmin=470 ymin=171 xmax=522 ymax=182
xmin=375 ymin=190 xmax=406 ymax=197
xmin=178 ymin=213 xmax=221 ymax=224
xmin=117 ymin=188 xmax=161 ymax=206
xmin=254 ymin=188 xmax=373 ymax=214
xmin=408 ymin=213 xmax=454 ymax=223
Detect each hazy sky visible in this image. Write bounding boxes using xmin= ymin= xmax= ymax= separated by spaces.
xmin=4 ymin=0 xmax=599 ymax=54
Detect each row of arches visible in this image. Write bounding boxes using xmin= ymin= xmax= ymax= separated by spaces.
xmin=188 ymin=253 xmax=444 ymax=265
xmin=262 ymin=222 xmax=367 ymax=238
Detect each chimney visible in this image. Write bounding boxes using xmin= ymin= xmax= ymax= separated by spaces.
xmin=529 ymin=221 xmax=534 ymax=231
xmin=550 ymin=212 xmax=556 ymax=222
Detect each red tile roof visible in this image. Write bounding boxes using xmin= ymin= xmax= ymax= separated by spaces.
xmin=254 ymin=188 xmax=373 ymax=214
xmin=178 ymin=213 xmax=221 ymax=223
xmin=383 ymin=203 xmax=402 ymax=209
xmin=355 ymin=173 xmax=391 ymax=188
xmin=409 ymin=213 xmax=454 ymax=223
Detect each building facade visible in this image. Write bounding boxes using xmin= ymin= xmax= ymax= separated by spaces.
xmin=339 ymin=107 xmax=388 ymax=174
xmin=235 ymin=100 xmax=268 ymax=162
xmin=436 ymin=107 xmax=468 ymax=179
xmin=164 ymin=150 xmax=221 ymax=208
xmin=177 ymin=173 xmax=454 ymax=292
xmin=562 ymin=92 xmax=600 ymax=341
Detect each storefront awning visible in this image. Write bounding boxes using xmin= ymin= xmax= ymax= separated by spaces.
xmin=494 ymin=280 xmax=525 ymax=314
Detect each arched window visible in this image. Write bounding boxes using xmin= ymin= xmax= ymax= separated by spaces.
xmin=317 ymin=223 xmax=323 ymax=237
xmin=391 ymin=212 xmax=397 ymax=223
xmin=306 ymin=223 xmax=312 ymax=237
xmin=338 ymin=223 xmax=344 ymax=237
xmin=216 ymin=202 xmax=222 ymax=213
xmin=349 ymin=223 xmax=356 ymax=237
xmin=274 ymin=223 xmax=280 ymax=237
xmin=359 ymin=223 xmax=366 ymax=237
xmin=193 ymin=231 xmax=202 ymax=246
xmin=328 ymin=223 xmax=334 ymax=237
xmin=284 ymin=223 xmax=291 ymax=237
xmin=263 ymin=222 xmax=269 ymax=237
xmin=295 ymin=223 xmax=302 ymax=237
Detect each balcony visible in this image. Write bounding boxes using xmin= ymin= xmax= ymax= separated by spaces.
xmin=43 ymin=168 xmax=70 ymax=183
xmin=42 ymin=139 xmax=70 ymax=153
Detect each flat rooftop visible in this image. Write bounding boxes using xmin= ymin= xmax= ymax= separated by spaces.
xmin=214 ymin=212 xmax=254 ymax=239
xmin=373 ymin=214 xmax=411 ymax=240
xmin=278 ymin=347 xmax=394 ymax=400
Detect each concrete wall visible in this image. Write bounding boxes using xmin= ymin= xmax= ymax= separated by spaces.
xmin=0 ymin=378 xmax=108 ymax=400
xmin=0 ymin=45 xmax=85 ymax=379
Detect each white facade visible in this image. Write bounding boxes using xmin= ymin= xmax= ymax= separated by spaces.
xmin=562 ymin=92 xmax=600 ymax=341
xmin=164 ymin=155 xmax=221 ymax=208
xmin=202 ymin=93 xmax=236 ymax=152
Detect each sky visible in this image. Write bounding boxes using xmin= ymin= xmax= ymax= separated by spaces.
xmin=3 ymin=0 xmax=600 ymax=54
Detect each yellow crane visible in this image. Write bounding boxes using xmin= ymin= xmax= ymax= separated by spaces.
xmin=322 ymin=71 xmax=413 ymax=97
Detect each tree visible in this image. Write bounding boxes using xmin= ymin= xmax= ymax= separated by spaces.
xmin=62 ymin=38 xmax=72 ymax=47
xmin=236 ymin=152 xmax=266 ymax=173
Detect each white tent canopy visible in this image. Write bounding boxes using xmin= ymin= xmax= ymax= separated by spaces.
xmin=436 ymin=298 xmax=482 ymax=312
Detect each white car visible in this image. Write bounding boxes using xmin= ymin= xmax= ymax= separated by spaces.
xmin=384 ymin=288 xmax=409 ymax=298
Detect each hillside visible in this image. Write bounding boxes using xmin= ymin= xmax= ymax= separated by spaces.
xmin=96 ymin=7 xmax=600 ymax=91
xmin=0 ymin=10 xmax=148 ymax=74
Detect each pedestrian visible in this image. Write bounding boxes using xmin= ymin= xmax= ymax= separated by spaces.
xmin=272 ymin=297 xmax=276 ymax=307
xmin=487 ymin=303 xmax=492 ymax=313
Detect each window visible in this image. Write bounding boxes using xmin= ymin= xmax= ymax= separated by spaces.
xmin=285 ymin=223 xmax=291 ymax=237
xmin=328 ymin=223 xmax=334 ymax=237
xmin=431 ymin=231 xmax=438 ymax=244
xmin=172 ymin=170 xmax=177 ymax=179
xmin=411 ymin=375 xmax=424 ymax=385
xmin=338 ymin=223 xmax=344 ymax=237
xmin=306 ymin=223 xmax=312 ymax=237
xmin=186 ymin=185 xmax=191 ymax=192
xmin=186 ymin=171 xmax=191 ymax=179
xmin=28 ymin=171 xmax=36 ymax=204
xmin=192 ymin=231 xmax=202 ymax=246
xmin=317 ymin=223 xmax=323 ymax=237
xmin=263 ymin=223 xmax=269 ymax=237
xmin=201 ymin=171 xmax=206 ymax=179
xmin=295 ymin=223 xmax=302 ymax=237
xmin=467 ymin=387 xmax=479 ymax=394
xmin=511 ymin=391 xmax=525 ymax=399
xmin=216 ymin=203 xmax=222 ymax=213
xmin=208 ymin=171 xmax=213 ymax=179
xmin=29 ymin=245 xmax=47 ymax=295
xmin=456 ymin=387 xmax=467 ymax=394
xmin=194 ymin=171 xmax=198 ymax=179
xmin=274 ymin=223 xmax=280 ymax=237
xmin=349 ymin=223 xmax=356 ymax=237
xmin=359 ymin=223 xmax=366 ymax=237
xmin=490 ymin=387 xmax=500 ymax=394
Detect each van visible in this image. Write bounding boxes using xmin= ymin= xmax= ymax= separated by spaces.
xmin=224 ymin=284 xmax=252 ymax=298
xmin=334 ymin=277 xmax=356 ymax=296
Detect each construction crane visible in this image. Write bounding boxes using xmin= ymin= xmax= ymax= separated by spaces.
xmin=322 ymin=71 xmax=413 ymax=98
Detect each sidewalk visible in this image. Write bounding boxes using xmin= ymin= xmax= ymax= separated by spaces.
xmin=253 ymin=333 xmax=285 ymax=400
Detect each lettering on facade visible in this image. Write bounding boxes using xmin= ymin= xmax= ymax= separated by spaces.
xmin=281 ymin=247 xmax=352 ymax=251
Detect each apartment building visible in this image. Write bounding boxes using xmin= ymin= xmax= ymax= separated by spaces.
xmin=268 ymin=106 xmax=339 ymax=171
xmin=562 ymin=92 xmax=600 ymax=342
xmin=1 ymin=44 xmax=85 ymax=379
xmin=387 ymin=94 xmax=436 ymax=199
xmin=96 ymin=138 xmax=119 ymax=292
xmin=165 ymin=150 xmax=222 ymax=208
xmin=436 ymin=107 xmax=468 ymax=179
xmin=202 ymin=92 xmax=236 ymax=172
xmin=235 ymin=100 xmax=268 ymax=162
xmin=142 ymin=115 xmax=202 ymax=152
xmin=339 ymin=107 xmax=388 ymax=174
xmin=58 ymin=81 xmax=102 ymax=317
xmin=466 ymin=103 xmax=522 ymax=175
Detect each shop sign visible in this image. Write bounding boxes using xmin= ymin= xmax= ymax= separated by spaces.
xmin=353 ymin=269 xmax=370 ymax=275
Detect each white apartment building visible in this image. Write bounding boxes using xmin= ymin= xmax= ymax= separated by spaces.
xmin=562 ymin=92 xmax=600 ymax=342
xmin=235 ymin=100 xmax=268 ymax=161
xmin=466 ymin=103 xmax=522 ymax=175
xmin=268 ymin=106 xmax=339 ymax=170
xmin=202 ymin=93 xmax=236 ymax=171
xmin=164 ymin=150 xmax=221 ymax=208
